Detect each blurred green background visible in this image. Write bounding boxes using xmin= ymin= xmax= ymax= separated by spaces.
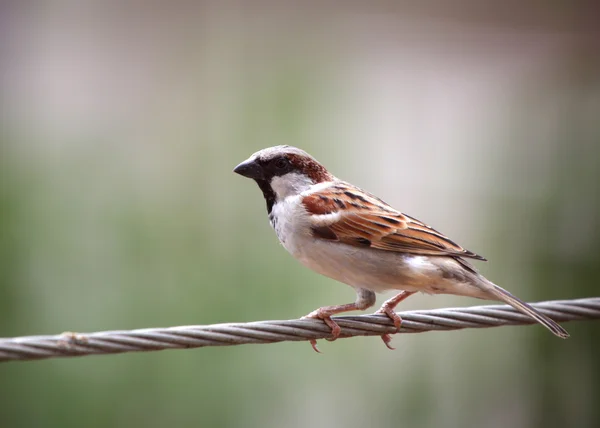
xmin=1 ymin=2 xmax=599 ymax=427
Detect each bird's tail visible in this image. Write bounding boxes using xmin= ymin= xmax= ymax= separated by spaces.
xmin=485 ymin=282 xmax=569 ymax=338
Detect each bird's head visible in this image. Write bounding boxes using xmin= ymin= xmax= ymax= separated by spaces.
xmin=234 ymin=146 xmax=333 ymax=212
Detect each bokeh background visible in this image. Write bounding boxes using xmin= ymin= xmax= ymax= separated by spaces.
xmin=1 ymin=2 xmax=599 ymax=427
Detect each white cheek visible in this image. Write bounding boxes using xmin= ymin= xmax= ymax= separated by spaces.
xmin=271 ymin=173 xmax=314 ymax=199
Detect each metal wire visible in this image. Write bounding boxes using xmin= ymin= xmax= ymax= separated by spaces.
xmin=1 ymin=297 xmax=598 ymax=363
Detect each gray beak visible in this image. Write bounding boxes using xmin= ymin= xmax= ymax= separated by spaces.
xmin=233 ymin=158 xmax=264 ymax=180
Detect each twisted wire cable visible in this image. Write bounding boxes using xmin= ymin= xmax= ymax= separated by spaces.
xmin=1 ymin=297 xmax=598 ymax=363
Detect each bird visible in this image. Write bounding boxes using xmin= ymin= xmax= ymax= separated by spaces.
xmin=233 ymin=145 xmax=569 ymax=352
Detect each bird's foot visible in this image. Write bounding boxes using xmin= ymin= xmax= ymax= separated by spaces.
xmin=302 ymin=307 xmax=343 ymax=353
xmin=375 ymin=305 xmax=403 ymax=350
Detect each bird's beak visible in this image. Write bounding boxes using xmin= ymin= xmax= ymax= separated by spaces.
xmin=233 ymin=158 xmax=264 ymax=180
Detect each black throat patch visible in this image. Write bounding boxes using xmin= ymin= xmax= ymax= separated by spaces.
xmin=255 ymin=179 xmax=276 ymax=214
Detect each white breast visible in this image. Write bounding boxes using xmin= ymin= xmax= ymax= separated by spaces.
xmin=268 ymin=180 xmax=335 ymax=250
xmin=269 ymin=195 xmax=309 ymax=249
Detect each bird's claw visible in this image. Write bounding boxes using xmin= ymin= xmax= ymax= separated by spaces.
xmin=375 ymin=306 xmax=403 ymax=330
xmin=375 ymin=306 xmax=403 ymax=350
xmin=380 ymin=334 xmax=396 ymax=350
xmin=303 ymin=309 xmax=342 ymax=352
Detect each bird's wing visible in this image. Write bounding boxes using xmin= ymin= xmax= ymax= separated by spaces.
xmin=302 ymin=182 xmax=486 ymax=261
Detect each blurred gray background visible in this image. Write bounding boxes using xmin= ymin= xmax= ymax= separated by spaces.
xmin=1 ymin=2 xmax=599 ymax=427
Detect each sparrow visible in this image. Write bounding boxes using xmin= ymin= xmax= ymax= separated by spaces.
xmin=233 ymin=145 xmax=569 ymax=352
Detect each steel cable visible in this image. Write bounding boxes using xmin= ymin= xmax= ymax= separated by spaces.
xmin=1 ymin=298 xmax=598 ymax=363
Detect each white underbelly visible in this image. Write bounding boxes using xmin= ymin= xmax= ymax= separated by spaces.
xmin=288 ymin=234 xmax=488 ymax=298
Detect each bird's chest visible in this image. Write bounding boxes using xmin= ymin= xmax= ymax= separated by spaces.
xmin=268 ymin=211 xmax=286 ymax=243
xmin=269 ymin=199 xmax=308 ymax=253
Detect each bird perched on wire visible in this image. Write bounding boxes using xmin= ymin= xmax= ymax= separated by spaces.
xmin=233 ymin=146 xmax=569 ymax=352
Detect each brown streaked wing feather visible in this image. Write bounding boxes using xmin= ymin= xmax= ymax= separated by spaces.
xmin=302 ymin=193 xmax=340 ymax=215
xmin=302 ymin=183 xmax=486 ymax=261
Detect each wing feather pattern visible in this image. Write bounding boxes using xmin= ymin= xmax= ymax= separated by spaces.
xmin=302 ymin=183 xmax=486 ymax=261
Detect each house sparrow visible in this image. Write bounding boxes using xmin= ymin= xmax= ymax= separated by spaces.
xmin=234 ymin=145 xmax=569 ymax=352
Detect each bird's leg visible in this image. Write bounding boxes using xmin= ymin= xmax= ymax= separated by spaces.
xmin=303 ymin=288 xmax=376 ymax=353
xmin=375 ymin=290 xmax=416 ymax=350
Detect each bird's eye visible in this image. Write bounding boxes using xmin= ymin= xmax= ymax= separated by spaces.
xmin=275 ymin=158 xmax=288 ymax=169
